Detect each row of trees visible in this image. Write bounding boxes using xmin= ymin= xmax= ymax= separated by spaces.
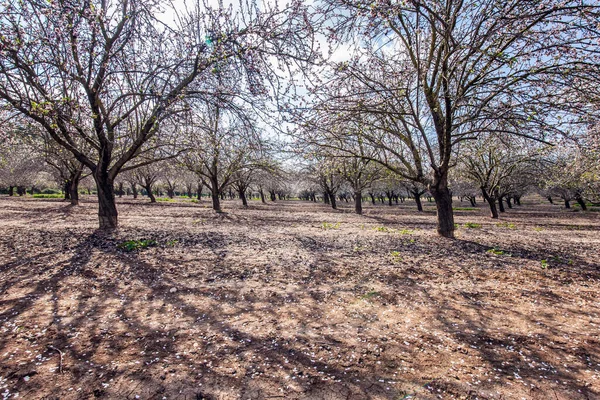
xmin=1 ymin=0 xmax=599 ymax=236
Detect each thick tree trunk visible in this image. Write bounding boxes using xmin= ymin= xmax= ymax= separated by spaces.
xmin=498 ymin=196 xmax=505 ymax=213
xmin=167 ymin=188 xmax=175 ymax=199
xmin=94 ymin=173 xmax=118 ymax=229
xmin=197 ymin=183 xmax=203 ymax=200
xmin=64 ymin=181 xmax=71 ymax=200
xmin=329 ymin=191 xmax=337 ymax=210
xmin=506 ymin=196 xmax=512 ymax=209
xmin=469 ymin=196 xmax=476 ymax=207
xmin=210 ymin=178 xmax=221 ymax=212
xmin=131 ymin=183 xmax=138 ymax=199
xmin=323 ymin=192 xmax=330 ymax=204
xmin=387 ymin=191 xmax=393 ymax=206
xmin=413 ymin=191 xmax=423 ymax=212
xmin=259 ymin=188 xmax=266 ymax=203
xmin=430 ymin=177 xmax=455 ymax=238
xmin=514 ymin=196 xmax=521 ymax=206
xmin=239 ymin=188 xmax=248 ymax=207
xmin=69 ymin=173 xmax=81 ymax=206
xmin=118 ymin=182 xmax=124 ymax=198
xmin=575 ymin=194 xmax=587 ymax=210
xmin=269 ymin=190 xmax=276 ymax=202
xmin=145 ymin=185 xmax=156 ymax=203
xmin=8 ymin=186 xmax=14 ymax=196
xmin=564 ymin=199 xmax=570 ymax=209
xmin=547 ymin=196 xmax=553 ymax=204
xmin=354 ymin=190 xmax=362 ymax=215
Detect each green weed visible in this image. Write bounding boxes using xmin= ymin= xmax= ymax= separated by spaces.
xmin=118 ymin=239 xmax=157 ymax=252
xmin=32 ymin=193 xmax=63 ymax=198
xmin=463 ymin=222 xmax=482 ymax=229
xmin=453 ymin=207 xmax=478 ymax=211
xmin=359 ymin=290 xmax=380 ymax=300
xmin=486 ymin=248 xmax=506 ymax=256
xmin=496 ymin=222 xmax=516 ymax=229
xmin=156 ymin=197 xmax=175 ymax=202
xmin=389 ymin=251 xmax=403 ymax=263
xmin=321 ymin=222 xmax=341 ymax=230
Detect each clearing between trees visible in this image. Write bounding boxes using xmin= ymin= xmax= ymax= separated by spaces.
xmin=0 ymin=196 xmax=599 ymax=400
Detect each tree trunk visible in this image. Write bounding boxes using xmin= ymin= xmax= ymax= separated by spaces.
xmin=469 ymin=196 xmax=476 ymax=207
xmin=354 ymin=190 xmax=362 ymax=215
xmin=387 ymin=191 xmax=393 ymax=206
xmin=131 ymin=183 xmax=138 ymax=199
xmin=506 ymin=196 xmax=512 ymax=209
xmin=564 ymin=199 xmax=570 ymax=209
xmin=323 ymin=192 xmax=330 ymax=204
xmin=269 ymin=190 xmax=276 ymax=202
xmin=481 ymin=189 xmax=499 ymax=219
xmin=118 ymin=182 xmax=124 ymax=198
xmin=259 ymin=188 xmax=266 ymax=203
xmin=64 ymin=181 xmax=71 ymax=200
xmin=413 ymin=191 xmax=423 ymax=212
xmin=211 ymin=178 xmax=221 ymax=212
xmin=8 ymin=186 xmax=14 ymax=196
xmin=498 ymin=195 xmax=505 ymax=213
xmin=514 ymin=196 xmax=521 ymax=206
xmin=575 ymin=194 xmax=587 ymax=210
xmin=197 ymin=183 xmax=203 ymax=200
xmin=329 ymin=191 xmax=337 ymax=210
xmin=430 ymin=176 xmax=455 ymax=238
xmin=547 ymin=196 xmax=553 ymax=204
xmin=239 ymin=188 xmax=248 ymax=207
xmin=69 ymin=173 xmax=81 ymax=206
xmin=94 ymin=173 xmax=118 ymax=229
xmin=369 ymin=193 xmax=375 ymax=205
xmin=145 ymin=185 xmax=156 ymax=203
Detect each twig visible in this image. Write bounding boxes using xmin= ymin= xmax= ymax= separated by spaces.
xmin=48 ymin=346 xmax=64 ymax=373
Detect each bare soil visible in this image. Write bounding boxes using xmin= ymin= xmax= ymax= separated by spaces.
xmin=0 ymin=195 xmax=599 ymax=400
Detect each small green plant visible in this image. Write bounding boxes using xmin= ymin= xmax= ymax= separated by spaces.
xmin=374 ymin=226 xmax=391 ymax=232
xmin=166 ymin=239 xmax=179 ymax=247
xmin=33 ymin=193 xmax=64 ymax=198
xmin=321 ymin=222 xmax=341 ymax=230
xmin=463 ymin=222 xmax=482 ymax=229
xmin=453 ymin=207 xmax=478 ymax=211
xmin=389 ymin=250 xmax=403 ymax=263
xmin=118 ymin=239 xmax=157 ymax=252
xmin=359 ymin=290 xmax=380 ymax=300
xmin=541 ymin=259 xmax=549 ymax=269
xmin=353 ymin=244 xmax=366 ymax=252
xmin=486 ymin=248 xmax=506 ymax=255
xmin=496 ymin=222 xmax=516 ymax=229
xmin=533 ymin=226 xmax=544 ymax=232
xmin=156 ymin=197 xmax=175 ymax=202
xmin=398 ymin=229 xmax=414 ymax=235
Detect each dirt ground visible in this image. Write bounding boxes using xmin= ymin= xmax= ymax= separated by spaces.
xmin=0 ymin=195 xmax=599 ymax=400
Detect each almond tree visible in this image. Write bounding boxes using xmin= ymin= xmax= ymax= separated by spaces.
xmin=298 ymin=0 xmax=599 ymax=237
xmin=0 ymin=0 xmax=317 ymax=228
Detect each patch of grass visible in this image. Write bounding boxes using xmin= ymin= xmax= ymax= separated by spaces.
xmin=486 ymin=248 xmax=507 ymax=256
xmin=156 ymin=197 xmax=175 ymax=202
xmin=398 ymin=229 xmax=414 ymax=235
xmin=533 ymin=226 xmax=544 ymax=232
xmin=359 ymin=290 xmax=380 ymax=300
xmin=374 ymin=226 xmax=391 ymax=232
xmin=541 ymin=259 xmax=549 ymax=269
xmin=453 ymin=207 xmax=478 ymax=211
xmin=118 ymin=239 xmax=157 ymax=252
xmin=32 ymin=193 xmax=63 ymax=199
xmin=463 ymin=222 xmax=482 ymax=229
xmin=389 ymin=250 xmax=403 ymax=263
xmin=321 ymin=222 xmax=341 ymax=230
xmin=166 ymin=239 xmax=178 ymax=247
xmin=496 ymin=222 xmax=516 ymax=229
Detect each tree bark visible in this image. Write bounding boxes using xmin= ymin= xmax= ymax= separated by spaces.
xmin=354 ymin=190 xmax=362 ymax=215
xmin=197 ymin=183 xmax=203 ymax=200
xmin=498 ymin=195 xmax=505 ymax=213
xmin=145 ymin=185 xmax=156 ymax=203
xmin=575 ymin=194 xmax=587 ymax=210
xmin=564 ymin=199 xmax=570 ymax=209
xmin=259 ymin=188 xmax=266 ymax=203
xmin=506 ymin=196 xmax=512 ymax=209
xmin=369 ymin=193 xmax=375 ymax=205
xmin=481 ymin=188 xmax=499 ymax=219
xmin=547 ymin=196 xmax=553 ymax=204
xmin=430 ymin=177 xmax=455 ymax=238
xmin=94 ymin=172 xmax=118 ymax=229
xmin=329 ymin=191 xmax=337 ymax=209
xmin=323 ymin=192 xmax=330 ymax=204
xmin=239 ymin=188 xmax=248 ymax=207
xmin=413 ymin=191 xmax=423 ymax=212
xmin=8 ymin=186 xmax=14 ymax=196
xmin=69 ymin=171 xmax=81 ymax=206
xmin=210 ymin=178 xmax=221 ymax=212
xmin=131 ymin=183 xmax=138 ymax=199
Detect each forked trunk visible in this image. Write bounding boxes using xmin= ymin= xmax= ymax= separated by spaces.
xmin=354 ymin=190 xmax=362 ymax=215
xmin=482 ymin=188 xmax=499 ymax=219
xmin=94 ymin=173 xmax=118 ymax=229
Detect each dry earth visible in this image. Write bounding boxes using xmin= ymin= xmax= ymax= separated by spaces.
xmin=0 ymin=195 xmax=599 ymax=400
